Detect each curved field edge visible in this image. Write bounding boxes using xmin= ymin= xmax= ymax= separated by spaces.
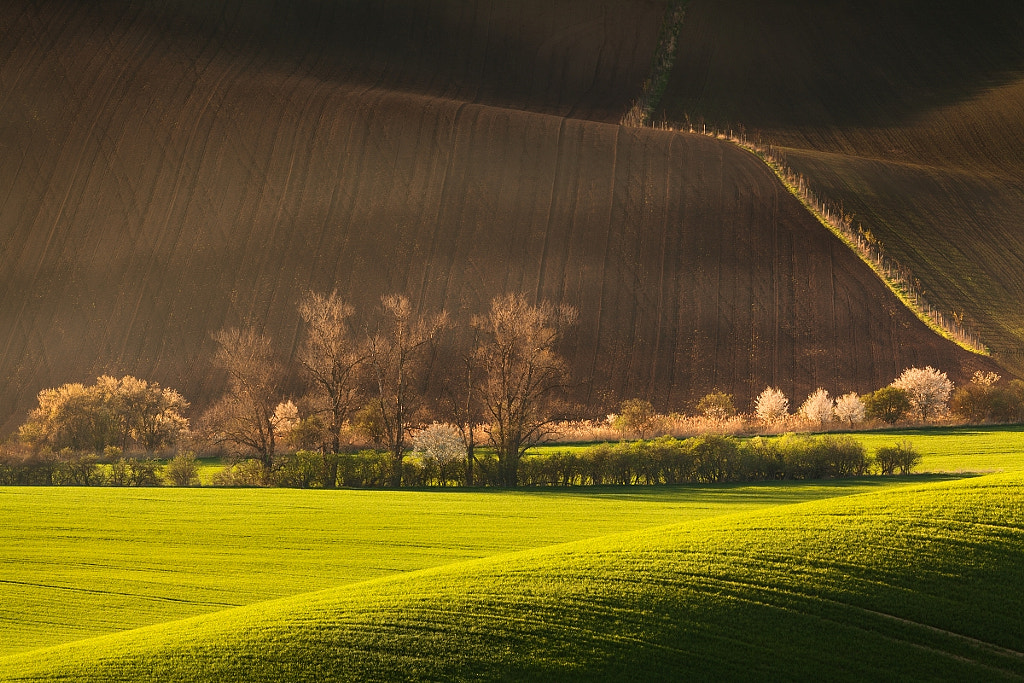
xmin=655 ymin=0 xmax=1024 ymax=372
xmin=629 ymin=1 xmax=988 ymax=355
xmin=3 ymin=473 xmax=1022 ymax=681
xmin=726 ymin=136 xmax=989 ymax=355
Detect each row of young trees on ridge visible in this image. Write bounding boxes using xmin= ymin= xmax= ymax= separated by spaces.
xmin=629 ymin=118 xmax=989 ymax=354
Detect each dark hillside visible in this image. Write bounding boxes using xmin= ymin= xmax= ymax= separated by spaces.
xmin=21 ymin=0 xmax=666 ymax=123
xmin=660 ymin=0 xmax=1024 ymax=372
xmin=0 ymin=0 xmax=995 ymax=429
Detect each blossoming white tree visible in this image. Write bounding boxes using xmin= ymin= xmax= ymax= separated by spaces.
xmin=413 ymin=423 xmax=466 ymax=464
xmin=755 ymin=387 xmax=789 ymax=426
xmin=834 ymin=392 xmax=866 ymax=426
xmin=413 ymin=422 xmax=467 ymax=486
xmin=892 ymin=366 xmax=953 ymax=422
xmin=971 ymin=370 xmax=1000 ymax=387
xmin=271 ymin=400 xmax=300 ymax=447
xmin=799 ymin=388 xmax=834 ymax=426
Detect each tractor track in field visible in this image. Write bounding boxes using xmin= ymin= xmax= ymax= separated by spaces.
xmin=0 ymin=579 xmax=240 ymax=608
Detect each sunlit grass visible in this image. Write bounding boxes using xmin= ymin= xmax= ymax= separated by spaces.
xmin=0 ymin=478 xmax=918 ymax=656
xmin=2 ymin=472 xmax=1020 ymax=681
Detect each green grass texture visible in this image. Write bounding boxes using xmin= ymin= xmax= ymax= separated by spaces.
xmin=3 ymin=425 xmax=1022 ymax=658
xmin=0 ymin=479 xmax=922 ymax=656
xmin=2 ymin=471 xmax=1021 ymax=681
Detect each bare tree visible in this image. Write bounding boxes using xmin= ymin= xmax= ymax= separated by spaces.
xmin=297 ymin=291 xmax=364 ymax=459
xmin=437 ymin=327 xmax=484 ymax=486
xmin=474 ymin=293 xmax=576 ymax=487
xmin=204 ymin=327 xmax=284 ymax=485
xmin=364 ymin=295 xmax=447 ymax=487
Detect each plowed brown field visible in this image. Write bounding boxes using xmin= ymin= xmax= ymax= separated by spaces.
xmin=0 ymin=0 xmax=996 ymax=430
xmin=660 ymin=0 xmax=1024 ymax=373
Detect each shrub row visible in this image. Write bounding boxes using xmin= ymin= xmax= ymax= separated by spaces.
xmin=0 ymin=448 xmax=162 ymax=486
xmin=0 ymin=435 xmax=922 ymax=488
xmin=212 ymin=434 xmax=917 ymax=488
xmin=515 ymin=434 xmax=895 ymax=486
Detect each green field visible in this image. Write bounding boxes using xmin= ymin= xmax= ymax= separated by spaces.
xmin=2 ymin=472 xmax=1021 ymax=680
xmin=0 ymin=478 xmax=922 ymax=657
xmin=2 ymin=426 xmax=1023 ymax=679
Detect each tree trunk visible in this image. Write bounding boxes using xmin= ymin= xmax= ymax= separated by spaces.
xmin=389 ymin=448 xmax=404 ymax=487
xmin=499 ymin=447 xmax=519 ymax=488
xmin=322 ymin=453 xmax=338 ymax=489
xmin=331 ymin=402 xmax=342 ymax=455
xmin=261 ymin=435 xmax=274 ymax=486
xmin=260 ymin=455 xmax=273 ymax=486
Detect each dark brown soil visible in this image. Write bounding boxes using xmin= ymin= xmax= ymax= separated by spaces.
xmin=0 ymin=0 xmax=998 ymax=430
xmin=659 ymin=0 xmax=1024 ymax=374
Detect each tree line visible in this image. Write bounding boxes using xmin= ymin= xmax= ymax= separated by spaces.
xmin=201 ymin=291 xmax=577 ymax=487
xmin=5 ymin=289 xmax=1023 ymax=488
xmin=9 ymin=291 xmax=576 ymax=488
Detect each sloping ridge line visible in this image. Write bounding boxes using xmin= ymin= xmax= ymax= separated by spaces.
xmin=726 ymin=134 xmax=990 ymax=355
xmin=625 ymin=0 xmax=988 ymax=357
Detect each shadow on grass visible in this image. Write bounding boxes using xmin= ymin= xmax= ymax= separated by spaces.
xmin=827 ymin=423 xmax=1024 ymax=438
xmin=399 ymin=473 xmax=974 ymax=503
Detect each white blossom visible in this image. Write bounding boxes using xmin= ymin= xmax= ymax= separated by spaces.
xmin=413 ymin=422 xmax=467 ymax=467
xmin=271 ymin=400 xmax=300 ymax=433
xmin=892 ymin=366 xmax=953 ymax=422
xmin=755 ymin=387 xmax=789 ymax=425
xmin=799 ymin=388 xmax=834 ymax=426
xmin=971 ymin=371 xmax=1000 ymax=387
xmin=834 ymin=392 xmax=866 ymax=426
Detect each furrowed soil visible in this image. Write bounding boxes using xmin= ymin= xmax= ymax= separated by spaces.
xmin=659 ymin=0 xmax=1024 ymax=374
xmin=0 ymin=0 xmax=999 ymax=430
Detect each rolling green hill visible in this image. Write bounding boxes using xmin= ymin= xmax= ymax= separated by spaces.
xmin=3 ymin=472 xmax=1021 ymax=681
xmin=0 ymin=477 xmax=920 ymax=657
xmin=660 ymin=0 xmax=1024 ymax=373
